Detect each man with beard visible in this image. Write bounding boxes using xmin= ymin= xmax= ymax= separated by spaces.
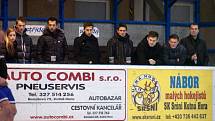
xmin=37 ymin=17 xmax=68 ymax=63
xmin=107 ymin=24 xmax=133 ymax=64
xmin=73 ymin=22 xmax=100 ymax=64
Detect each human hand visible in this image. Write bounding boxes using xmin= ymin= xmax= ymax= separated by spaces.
xmin=177 ymin=58 xmax=180 ymax=62
xmin=149 ymin=59 xmax=156 ymax=65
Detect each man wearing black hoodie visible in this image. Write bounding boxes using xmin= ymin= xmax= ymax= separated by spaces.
xmin=136 ymin=31 xmax=163 ymax=65
xmin=107 ymin=24 xmax=133 ymax=64
xmin=37 ymin=17 xmax=68 ymax=63
xmin=73 ymin=22 xmax=100 ymax=64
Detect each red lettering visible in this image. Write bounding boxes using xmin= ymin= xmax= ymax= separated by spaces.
xmin=57 ymin=72 xmax=68 ymax=81
xmin=92 ymin=72 xmax=94 ymax=81
xmin=47 ymin=72 xmax=94 ymax=81
xmin=69 ymin=72 xmax=81 ymax=81
xmin=83 ymin=72 xmax=91 ymax=81
xmin=47 ymin=72 xmax=56 ymax=81
xmin=31 ymin=72 xmax=42 ymax=81
xmin=10 ymin=72 xmax=21 ymax=80
xmin=22 ymin=72 xmax=31 ymax=80
xmin=8 ymin=71 xmax=42 ymax=81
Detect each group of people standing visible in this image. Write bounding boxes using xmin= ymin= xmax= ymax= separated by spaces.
xmin=0 ymin=17 xmax=32 ymax=64
xmin=135 ymin=23 xmax=208 ymax=66
xmin=0 ymin=16 xmax=209 ymax=66
xmin=108 ymin=23 xmax=209 ymax=66
xmin=0 ymin=16 xmax=210 ymax=121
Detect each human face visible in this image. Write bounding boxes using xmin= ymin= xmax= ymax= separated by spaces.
xmin=8 ymin=31 xmax=16 ymax=42
xmin=169 ymin=38 xmax=179 ymax=49
xmin=147 ymin=36 xmax=158 ymax=47
xmin=16 ymin=20 xmax=26 ymax=33
xmin=84 ymin=26 xmax=93 ymax=37
xmin=117 ymin=27 xmax=127 ymax=37
xmin=48 ymin=20 xmax=57 ymax=32
xmin=190 ymin=24 xmax=199 ymax=37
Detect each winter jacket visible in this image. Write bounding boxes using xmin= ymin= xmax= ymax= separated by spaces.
xmin=136 ymin=36 xmax=163 ymax=65
xmin=15 ymin=28 xmax=33 ymax=63
xmin=37 ymin=28 xmax=68 ymax=63
xmin=180 ymin=35 xmax=209 ymax=66
xmin=0 ymin=58 xmax=7 ymax=79
xmin=0 ymin=40 xmax=6 ymax=58
xmin=0 ymin=41 xmax=18 ymax=63
xmin=73 ymin=33 xmax=100 ymax=64
xmin=107 ymin=33 xmax=133 ymax=64
xmin=163 ymin=43 xmax=186 ymax=65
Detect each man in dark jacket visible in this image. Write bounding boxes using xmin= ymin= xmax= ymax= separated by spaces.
xmin=73 ymin=22 xmax=100 ymax=64
xmin=163 ymin=34 xmax=186 ymax=65
xmin=37 ymin=17 xmax=68 ymax=64
xmin=0 ymin=58 xmax=7 ymax=79
xmin=15 ymin=16 xmax=33 ymax=63
xmin=107 ymin=24 xmax=133 ymax=64
xmin=180 ymin=23 xmax=209 ymax=66
xmin=136 ymin=31 xmax=163 ymax=65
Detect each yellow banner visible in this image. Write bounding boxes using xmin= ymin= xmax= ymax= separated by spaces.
xmin=128 ymin=69 xmax=212 ymax=121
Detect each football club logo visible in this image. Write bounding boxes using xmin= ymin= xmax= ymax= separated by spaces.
xmin=131 ymin=74 xmax=160 ymax=111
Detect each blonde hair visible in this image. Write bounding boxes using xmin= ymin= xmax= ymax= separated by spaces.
xmin=5 ymin=28 xmax=16 ymax=55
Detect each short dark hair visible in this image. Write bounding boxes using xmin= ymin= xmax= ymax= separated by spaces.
xmin=83 ymin=22 xmax=94 ymax=29
xmin=169 ymin=34 xmax=179 ymax=41
xmin=190 ymin=23 xmax=199 ymax=28
xmin=47 ymin=16 xmax=58 ymax=24
xmin=16 ymin=16 xmax=26 ymax=25
xmin=148 ymin=31 xmax=159 ymax=38
xmin=117 ymin=24 xmax=127 ymax=30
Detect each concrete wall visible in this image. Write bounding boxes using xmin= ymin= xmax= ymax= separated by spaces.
xmin=118 ymin=0 xmax=130 ymax=20
xmin=127 ymin=24 xmax=165 ymax=46
xmin=171 ymin=26 xmax=190 ymax=40
xmin=201 ymin=27 xmax=215 ymax=48
xmin=23 ymin=0 xmax=59 ymax=17
xmin=200 ymin=0 xmax=215 ymax=22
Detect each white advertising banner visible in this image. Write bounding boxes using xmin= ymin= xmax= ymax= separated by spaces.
xmin=8 ymin=64 xmax=126 ymax=121
xmin=26 ymin=25 xmax=45 ymax=36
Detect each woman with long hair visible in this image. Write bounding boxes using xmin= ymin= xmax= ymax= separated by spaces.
xmin=4 ymin=28 xmax=17 ymax=63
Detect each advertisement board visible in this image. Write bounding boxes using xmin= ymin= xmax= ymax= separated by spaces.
xmin=128 ymin=69 xmax=212 ymax=121
xmin=8 ymin=65 xmax=126 ymax=121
